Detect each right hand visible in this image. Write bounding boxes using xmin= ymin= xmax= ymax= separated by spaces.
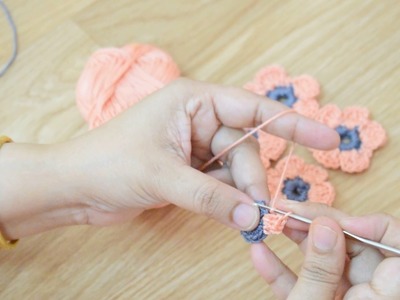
xmin=251 ymin=201 xmax=400 ymax=299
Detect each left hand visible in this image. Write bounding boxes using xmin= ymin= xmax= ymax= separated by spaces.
xmin=0 ymin=79 xmax=339 ymax=239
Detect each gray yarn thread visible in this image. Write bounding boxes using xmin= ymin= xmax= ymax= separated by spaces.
xmin=0 ymin=0 xmax=18 ymax=76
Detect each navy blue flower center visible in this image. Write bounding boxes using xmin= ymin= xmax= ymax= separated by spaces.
xmin=335 ymin=125 xmax=362 ymax=151
xmin=267 ymin=85 xmax=298 ymax=107
xmin=282 ymin=176 xmax=310 ymax=202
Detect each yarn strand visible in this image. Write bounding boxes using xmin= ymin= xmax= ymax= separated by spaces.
xmin=0 ymin=0 xmax=18 ymax=77
xmin=199 ymin=109 xmax=295 ymax=171
xmin=263 ymin=143 xmax=294 ymax=235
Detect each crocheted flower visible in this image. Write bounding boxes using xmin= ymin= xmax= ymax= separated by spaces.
xmin=267 ymin=155 xmax=335 ymax=206
xmin=311 ymin=105 xmax=387 ymax=173
xmin=244 ymin=65 xmax=320 ymax=118
xmin=245 ymin=66 xmax=321 ymax=168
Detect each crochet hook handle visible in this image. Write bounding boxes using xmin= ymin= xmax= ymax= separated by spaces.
xmin=255 ymin=203 xmax=400 ymax=256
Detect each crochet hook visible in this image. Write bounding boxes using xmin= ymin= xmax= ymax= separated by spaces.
xmin=255 ymin=203 xmax=400 ymax=256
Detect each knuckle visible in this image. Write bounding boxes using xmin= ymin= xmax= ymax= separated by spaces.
xmin=301 ymin=258 xmax=342 ymax=286
xmin=193 ymin=181 xmax=221 ymax=218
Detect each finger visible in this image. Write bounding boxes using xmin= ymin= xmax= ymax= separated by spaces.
xmin=277 ymin=200 xmax=349 ymax=231
xmin=340 ymin=213 xmax=400 ymax=255
xmin=278 ymin=201 xmax=385 ymax=284
xmin=174 ymin=79 xmax=340 ymax=150
xmin=290 ymin=217 xmax=346 ymax=299
xmin=206 ymin=168 xmax=235 ymax=187
xmin=160 ymin=162 xmax=260 ymax=231
xmin=283 ymin=227 xmax=308 ymax=249
xmin=210 ymin=126 xmax=269 ymax=200
xmin=345 ymin=258 xmax=400 ymax=299
xmin=251 ymin=243 xmax=297 ymax=300
xmin=369 ymin=257 xmax=400 ymax=297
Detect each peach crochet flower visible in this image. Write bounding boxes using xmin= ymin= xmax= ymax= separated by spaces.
xmin=244 ymin=65 xmax=320 ymax=118
xmin=311 ymin=105 xmax=387 ymax=173
xmin=245 ymin=66 xmax=321 ymax=168
xmin=267 ymin=155 xmax=335 ymax=206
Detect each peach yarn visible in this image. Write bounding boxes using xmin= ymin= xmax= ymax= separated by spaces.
xmin=76 ymin=44 xmax=180 ymax=129
xmin=263 ymin=213 xmax=289 ymax=235
xmin=311 ymin=105 xmax=387 ymax=173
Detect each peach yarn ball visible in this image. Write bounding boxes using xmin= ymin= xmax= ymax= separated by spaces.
xmin=76 ymin=44 xmax=181 ymax=129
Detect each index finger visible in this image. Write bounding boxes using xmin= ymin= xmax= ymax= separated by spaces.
xmin=180 ymin=79 xmax=340 ymax=150
xmin=340 ymin=214 xmax=400 ymax=256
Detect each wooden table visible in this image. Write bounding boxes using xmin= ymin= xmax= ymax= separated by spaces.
xmin=1 ymin=1 xmax=399 ymax=299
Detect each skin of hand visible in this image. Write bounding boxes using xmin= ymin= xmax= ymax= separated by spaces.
xmin=0 ymin=78 xmax=339 ymax=240
xmin=251 ymin=201 xmax=400 ymax=299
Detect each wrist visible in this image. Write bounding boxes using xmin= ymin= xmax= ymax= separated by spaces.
xmin=0 ymin=142 xmax=86 ymax=240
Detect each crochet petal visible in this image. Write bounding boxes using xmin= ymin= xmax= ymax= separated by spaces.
xmin=339 ymin=149 xmax=372 ymax=173
xmin=292 ymin=75 xmax=320 ymax=99
xmin=267 ymin=169 xmax=281 ymax=198
xmin=315 ymin=104 xmax=342 ymax=128
xmin=308 ymin=182 xmax=335 ymax=206
xmin=254 ymin=65 xmax=289 ymax=91
xmin=258 ymin=132 xmax=287 ymax=165
xmin=359 ymin=120 xmax=387 ymax=150
xmin=275 ymin=155 xmax=305 ymax=178
xmin=292 ymin=98 xmax=320 ymax=118
xmin=312 ymin=148 xmax=341 ymax=169
xmin=302 ymin=164 xmax=329 ymax=184
xmin=342 ymin=106 xmax=370 ymax=128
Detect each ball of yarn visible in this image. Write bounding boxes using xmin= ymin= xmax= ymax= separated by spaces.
xmin=76 ymin=44 xmax=181 ymax=129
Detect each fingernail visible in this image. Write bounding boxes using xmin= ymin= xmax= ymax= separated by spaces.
xmin=312 ymin=224 xmax=337 ymax=253
xmin=233 ymin=203 xmax=259 ymax=230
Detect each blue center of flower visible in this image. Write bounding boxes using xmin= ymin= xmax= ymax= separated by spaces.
xmin=335 ymin=125 xmax=362 ymax=151
xmin=267 ymin=85 xmax=298 ymax=107
xmin=282 ymin=176 xmax=310 ymax=202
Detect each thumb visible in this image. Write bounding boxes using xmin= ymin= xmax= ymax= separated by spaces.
xmin=289 ymin=217 xmax=346 ymax=300
xmin=160 ymin=163 xmax=260 ymax=231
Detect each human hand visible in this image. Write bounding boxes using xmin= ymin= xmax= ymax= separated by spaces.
xmin=64 ymin=79 xmax=337 ymax=228
xmin=0 ymin=79 xmax=339 ymax=239
xmin=251 ymin=201 xmax=400 ymax=299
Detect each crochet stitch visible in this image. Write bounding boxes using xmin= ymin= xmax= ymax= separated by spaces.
xmin=240 ymin=200 xmax=268 ymax=243
xmin=267 ymin=155 xmax=335 ymax=206
xmin=311 ymin=105 xmax=387 ymax=173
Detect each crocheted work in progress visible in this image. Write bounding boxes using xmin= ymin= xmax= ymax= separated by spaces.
xmin=311 ymin=105 xmax=387 ymax=173
xmin=76 ymin=44 xmax=180 ymax=129
xmin=244 ymin=65 xmax=321 ymax=169
xmin=263 ymin=213 xmax=289 ymax=235
xmin=267 ymin=155 xmax=335 ymax=206
xmin=241 ymin=200 xmax=268 ymax=243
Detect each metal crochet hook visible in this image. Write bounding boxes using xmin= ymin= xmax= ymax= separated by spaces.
xmin=255 ymin=203 xmax=400 ymax=256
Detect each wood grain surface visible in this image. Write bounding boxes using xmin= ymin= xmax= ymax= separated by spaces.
xmin=1 ymin=0 xmax=399 ymax=299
